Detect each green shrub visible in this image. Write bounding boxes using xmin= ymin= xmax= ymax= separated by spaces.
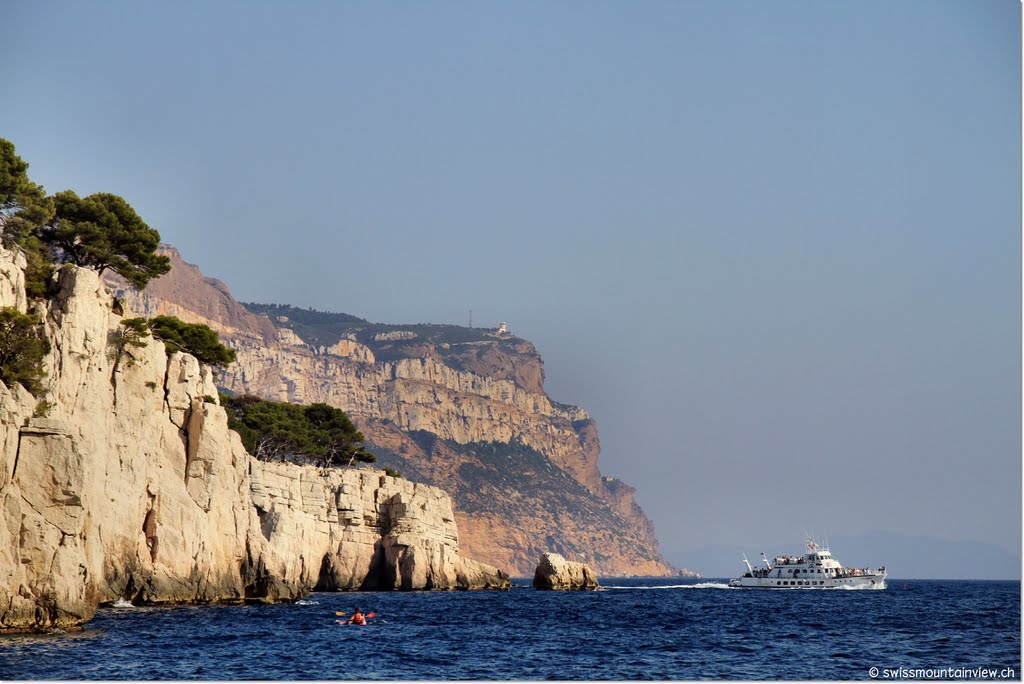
xmin=0 ymin=307 xmax=50 ymax=396
xmin=383 ymin=467 xmax=402 ymax=479
xmin=118 ymin=318 xmax=151 ymax=348
xmin=221 ymin=393 xmax=375 ymax=467
xmin=20 ymin=234 xmax=56 ymax=299
xmin=148 ymin=316 xmax=236 ymax=368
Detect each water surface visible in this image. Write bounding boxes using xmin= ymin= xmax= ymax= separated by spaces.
xmin=0 ymin=579 xmax=1018 ymax=680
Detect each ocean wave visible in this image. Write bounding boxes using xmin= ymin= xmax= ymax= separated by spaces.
xmin=826 ymin=583 xmax=887 ymax=591
xmin=295 ymin=599 xmax=319 ymax=605
xmin=602 ymin=582 xmax=733 ymax=590
xmin=112 ymin=598 xmax=135 ymax=608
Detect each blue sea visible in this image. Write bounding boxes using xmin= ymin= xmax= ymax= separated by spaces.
xmin=0 ymin=579 xmax=1019 ymax=680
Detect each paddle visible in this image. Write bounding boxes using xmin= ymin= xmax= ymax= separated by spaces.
xmin=335 ymin=612 xmax=377 ymax=618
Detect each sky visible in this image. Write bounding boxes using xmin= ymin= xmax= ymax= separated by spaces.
xmin=2 ymin=0 xmax=1020 ymax=575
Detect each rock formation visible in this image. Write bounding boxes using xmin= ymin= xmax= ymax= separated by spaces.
xmin=106 ymin=246 xmax=678 ymax=577
xmin=0 ymin=246 xmax=507 ymax=633
xmin=533 ymin=552 xmax=599 ymax=590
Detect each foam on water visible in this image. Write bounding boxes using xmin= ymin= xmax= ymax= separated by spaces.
xmin=112 ymin=598 xmax=135 ymax=608
xmin=295 ymin=599 xmax=319 ymax=605
xmin=603 ymin=582 xmax=733 ymax=590
xmin=827 ymin=582 xmax=887 ymax=590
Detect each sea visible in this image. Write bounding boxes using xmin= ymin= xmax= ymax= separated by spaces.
xmin=0 ymin=578 xmax=1019 ymax=681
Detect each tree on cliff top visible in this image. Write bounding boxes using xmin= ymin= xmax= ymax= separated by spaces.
xmin=41 ymin=190 xmax=170 ymax=289
xmin=221 ymin=393 xmax=375 ymax=467
xmin=0 ymin=139 xmax=54 ymax=240
xmin=0 ymin=139 xmax=56 ymax=298
xmin=2 ymin=138 xmax=171 ymax=294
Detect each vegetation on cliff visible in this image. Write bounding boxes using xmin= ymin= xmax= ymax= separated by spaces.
xmin=0 ymin=138 xmax=169 ymax=294
xmin=0 ymin=140 xmax=55 ymax=298
xmin=115 ymin=316 xmax=237 ymax=368
xmin=41 ymin=190 xmax=170 ymax=289
xmin=148 ymin=316 xmax=236 ymax=367
xmin=221 ymin=393 xmax=375 ymax=467
xmin=0 ymin=307 xmax=50 ymax=396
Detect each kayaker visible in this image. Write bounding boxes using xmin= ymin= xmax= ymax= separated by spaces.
xmin=349 ymin=608 xmax=367 ymax=626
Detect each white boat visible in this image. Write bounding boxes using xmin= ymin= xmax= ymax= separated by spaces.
xmin=729 ymin=538 xmax=887 ymax=589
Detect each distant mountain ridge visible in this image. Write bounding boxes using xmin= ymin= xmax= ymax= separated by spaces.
xmin=106 ymin=245 xmax=686 ymax=577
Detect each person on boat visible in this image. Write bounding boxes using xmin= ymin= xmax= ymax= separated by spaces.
xmin=349 ymin=608 xmax=367 ymax=626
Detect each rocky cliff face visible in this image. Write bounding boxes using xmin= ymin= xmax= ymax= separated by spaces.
xmin=0 ymin=247 xmax=506 ymax=633
xmin=107 ymin=247 xmax=678 ymax=577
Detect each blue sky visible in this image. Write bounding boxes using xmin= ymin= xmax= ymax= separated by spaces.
xmin=2 ymin=0 xmax=1019 ymax=572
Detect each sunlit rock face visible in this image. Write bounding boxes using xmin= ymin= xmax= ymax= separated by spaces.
xmin=533 ymin=553 xmax=599 ymax=590
xmin=0 ymin=247 xmax=507 ymax=633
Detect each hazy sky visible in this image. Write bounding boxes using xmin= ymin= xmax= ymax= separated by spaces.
xmin=3 ymin=1 xmax=1019 ymax=567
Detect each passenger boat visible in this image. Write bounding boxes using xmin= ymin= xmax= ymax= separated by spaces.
xmin=729 ymin=538 xmax=886 ymax=589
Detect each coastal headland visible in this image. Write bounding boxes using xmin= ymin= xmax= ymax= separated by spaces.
xmin=109 ymin=245 xmax=687 ymax=578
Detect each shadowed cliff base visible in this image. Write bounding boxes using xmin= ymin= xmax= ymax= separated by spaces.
xmin=364 ymin=426 xmax=669 ymax=577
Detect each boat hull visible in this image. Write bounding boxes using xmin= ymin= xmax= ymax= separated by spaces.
xmin=728 ymin=574 xmax=887 ymax=589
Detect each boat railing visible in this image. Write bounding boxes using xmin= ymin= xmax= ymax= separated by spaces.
xmin=834 ymin=566 xmax=885 ymax=579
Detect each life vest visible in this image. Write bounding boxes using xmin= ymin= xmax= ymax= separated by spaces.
xmin=351 ymin=613 xmax=366 ymax=625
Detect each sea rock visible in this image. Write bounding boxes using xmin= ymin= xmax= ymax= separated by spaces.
xmin=533 ymin=552 xmax=600 ymax=590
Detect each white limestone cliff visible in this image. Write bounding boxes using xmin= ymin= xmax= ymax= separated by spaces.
xmin=0 ymin=248 xmax=507 ymax=633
